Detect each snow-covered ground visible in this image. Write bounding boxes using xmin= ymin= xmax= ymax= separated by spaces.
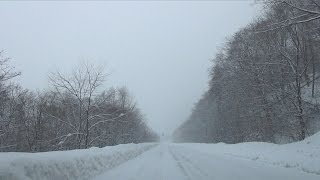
xmin=93 ymin=142 xmax=319 ymax=180
xmin=1 ymin=132 xmax=320 ymax=180
xmin=179 ymin=131 xmax=320 ymax=177
xmin=0 ymin=143 xmax=157 ymax=180
xmin=94 ymin=132 xmax=320 ymax=180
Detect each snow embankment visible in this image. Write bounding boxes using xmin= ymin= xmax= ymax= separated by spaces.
xmin=179 ymin=132 xmax=320 ymax=176
xmin=0 ymin=143 xmax=157 ymax=180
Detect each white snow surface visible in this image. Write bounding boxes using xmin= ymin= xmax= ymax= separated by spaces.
xmin=93 ymin=132 xmax=320 ymax=180
xmin=1 ymin=132 xmax=320 ymax=180
xmin=179 ymin=131 xmax=320 ymax=176
xmin=0 ymin=143 xmax=157 ymax=180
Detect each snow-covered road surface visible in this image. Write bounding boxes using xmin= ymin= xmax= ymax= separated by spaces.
xmin=92 ymin=143 xmax=319 ymax=180
xmin=2 ymin=133 xmax=320 ymax=180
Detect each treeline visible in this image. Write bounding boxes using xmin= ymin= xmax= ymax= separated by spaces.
xmin=0 ymin=55 xmax=158 ymax=152
xmin=173 ymin=0 xmax=320 ymax=144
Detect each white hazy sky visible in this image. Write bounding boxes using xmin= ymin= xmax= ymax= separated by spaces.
xmin=0 ymin=1 xmax=260 ymax=135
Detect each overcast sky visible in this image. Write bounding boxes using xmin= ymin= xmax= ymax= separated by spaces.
xmin=0 ymin=1 xmax=260 ymax=135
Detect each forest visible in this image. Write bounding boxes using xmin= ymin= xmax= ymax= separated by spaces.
xmin=173 ymin=0 xmax=320 ymax=144
xmin=0 ymin=57 xmax=159 ymax=152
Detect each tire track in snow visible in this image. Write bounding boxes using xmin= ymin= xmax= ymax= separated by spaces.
xmin=177 ymin=150 xmax=210 ymax=178
xmin=169 ymin=146 xmax=191 ymax=180
xmin=169 ymin=145 xmax=211 ymax=180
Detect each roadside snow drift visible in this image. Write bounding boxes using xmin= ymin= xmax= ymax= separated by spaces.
xmin=0 ymin=143 xmax=157 ymax=180
xmin=179 ymin=132 xmax=320 ymax=176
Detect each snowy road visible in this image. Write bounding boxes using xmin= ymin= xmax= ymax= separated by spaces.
xmin=92 ymin=143 xmax=319 ymax=180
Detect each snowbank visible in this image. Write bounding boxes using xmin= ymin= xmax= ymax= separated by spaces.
xmin=178 ymin=132 xmax=320 ymax=176
xmin=0 ymin=143 xmax=157 ymax=180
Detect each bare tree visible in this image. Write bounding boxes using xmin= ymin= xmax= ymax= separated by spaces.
xmin=0 ymin=51 xmax=21 ymax=83
xmin=49 ymin=61 xmax=106 ymax=148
